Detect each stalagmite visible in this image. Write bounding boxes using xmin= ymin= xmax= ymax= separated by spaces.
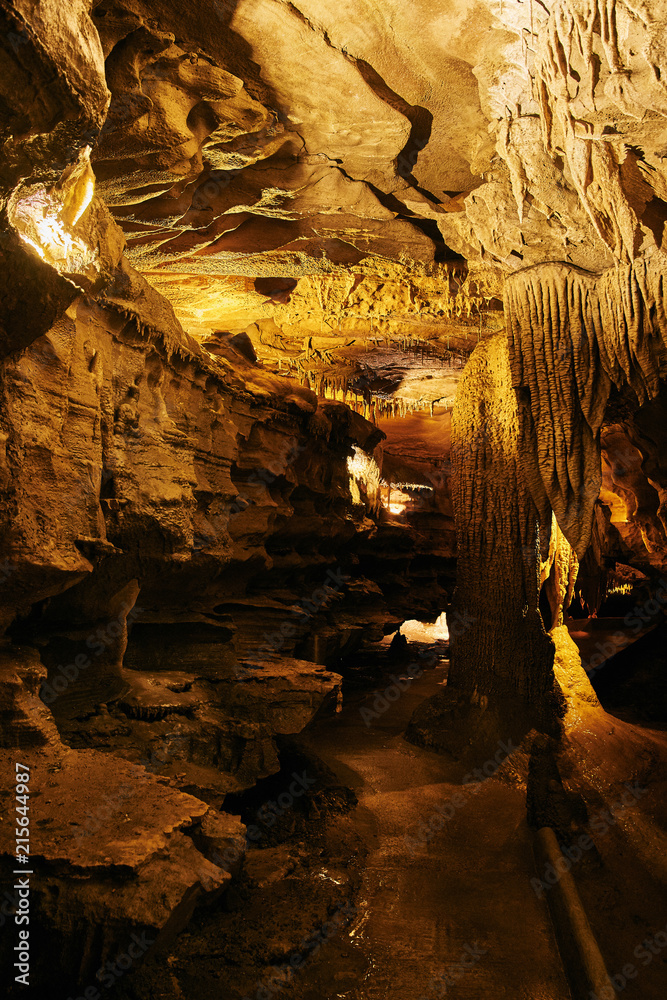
xmin=447 ymin=333 xmax=557 ymax=716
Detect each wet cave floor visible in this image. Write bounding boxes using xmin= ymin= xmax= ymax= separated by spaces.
xmin=106 ymin=624 xmax=667 ymax=1000
xmin=117 ymin=663 xmax=575 ymax=1000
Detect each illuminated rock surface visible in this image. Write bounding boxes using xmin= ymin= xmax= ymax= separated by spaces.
xmin=1 ymin=1 xmax=667 ymax=997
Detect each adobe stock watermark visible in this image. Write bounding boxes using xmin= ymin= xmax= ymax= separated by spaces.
xmin=419 ymin=940 xmax=488 ymax=998
xmin=201 ymin=771 xmax=317 ymax=882
xmin=359 ymin=646 xmax=438 ymax=727
xmin=359 ymin=609 xmax=473 ymax=726
xmin=589 ymin=918 xmax=667 ymax=1000
xmin=240 ymin=899 xmax=358 ymax=1000
xmin=232 ymin=566 xmax=351 ymax=680
xmin=193 ymin=442 xmax=308 ymax=553
xmin=584 ymin=580 xmax=667 ymax=679
xmin=64 ymin=931 xmax=155 ymax=1000
xmin=531 ymin=782 xmax=648 ymax=898
xmin=73 ymin=735 xmax=188 ymax=840
xmin=404 ymin=739 xmax=517 ymax=854
xmin=39 ymin=602 xmax=143 ymax=705
xmin=257 ymin=566 xmax=350 ymax=655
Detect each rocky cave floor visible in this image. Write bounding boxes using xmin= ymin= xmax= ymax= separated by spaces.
xmin=96 ymin=633 xmax=667 ymax=1000
xmin=5 ymin=1 xmax=667 ymax=996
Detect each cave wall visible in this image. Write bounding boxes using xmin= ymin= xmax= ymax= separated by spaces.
xmin=0 ymin=271 xmax=397 ymax=983
xmin=0 ymin=5 xmax=453 ymax=985
xmin=2 ymin=0 xmax=667 ymax=987
xmin=0 ymin=0 xmax=664 ymax=754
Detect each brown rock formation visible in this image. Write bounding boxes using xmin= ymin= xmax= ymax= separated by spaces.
xmin=2 ymin=0 xmax=667 ymax=994
xmin=408 ymin=333 xmax=563 ymax=753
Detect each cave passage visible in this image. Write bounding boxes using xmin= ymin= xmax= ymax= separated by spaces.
xmin=135 ymin=659 xmax=571 ymax=1000
xmin=1 ymin=2 xmax=667 ymax=1000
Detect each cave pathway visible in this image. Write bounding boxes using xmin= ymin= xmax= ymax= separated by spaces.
xmin=297 ymin=664 xmax=572 ymax=999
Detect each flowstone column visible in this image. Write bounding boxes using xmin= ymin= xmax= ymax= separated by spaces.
xmin=449 ymin=332 xmax=558 ymax=708
xmin=409 ymin=333 xmax=563 ymax=754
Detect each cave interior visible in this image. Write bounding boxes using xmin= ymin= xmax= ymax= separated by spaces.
xmin=1 ymin=1 xmax=667 ymax=998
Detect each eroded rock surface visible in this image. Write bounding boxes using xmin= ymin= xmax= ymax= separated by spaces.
xmin=2 ymin=0 xmax=667 ymax=994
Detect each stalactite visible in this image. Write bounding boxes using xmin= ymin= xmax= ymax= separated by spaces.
xmin=505 ymin=256 xmax=667 ymax=557
xmin=541 ymin=513 xmax=579 ymax=628
xmin=527 ymin=0 xmax=666 ymax=261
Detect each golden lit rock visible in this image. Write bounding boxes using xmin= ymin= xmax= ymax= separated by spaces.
xmin=1 ymin=2 xmax=667 ymax=998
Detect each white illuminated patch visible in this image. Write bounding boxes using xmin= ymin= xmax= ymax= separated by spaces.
xmin=401 ymin=615 xmax=450 ymax=642
xmin=379 ymin=482 xmax=433 ymax=515
xmin=387 ymin=502 xmax=406 ymax=514
xmin=69 ymin=167 xmax=95 ymax=227
xmin=8 ymin=147 xmax=98 ymax=279
xmin=347 ymin=445 xmax=382 ymax=509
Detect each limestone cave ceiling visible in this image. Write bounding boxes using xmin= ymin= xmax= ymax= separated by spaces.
xmin=0 ymin=0 xmax=632 ymax=427
xmin=4 ymin=3 xmax=667 ymax=995
xmin=89 ymin=0 xmax=667 ymax=572
xmin=87 ymin=0 xmax=511 ymax=414
xmin=6 ymin=1 xmax=667 ymax=365
xmin=86 ymin=0 xmax=667 ymax=279
xmin=0 ymin=0 xmax=666 ymax=572
xmin=0 ymin=0 xmax=666 ymax=551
